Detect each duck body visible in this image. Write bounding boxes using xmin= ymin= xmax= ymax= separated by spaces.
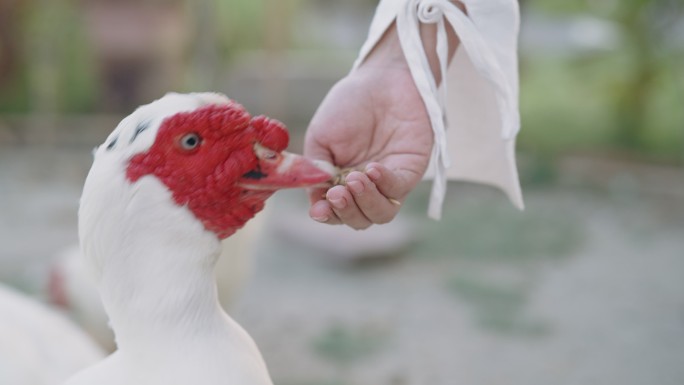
xmin=65 ymin=93 xmax=334 ymax=385
xmin=67 ymin=315 xmax=272 ymax=385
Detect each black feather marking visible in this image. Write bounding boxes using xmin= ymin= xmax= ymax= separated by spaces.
xmin=130 ymin=121 xmax=151 ymax=143
xmin=106 ymin=135 xmax=118 ymax=150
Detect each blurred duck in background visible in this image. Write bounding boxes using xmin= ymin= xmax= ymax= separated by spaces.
xmin=0 ymin=284 xmax=104 ymax=385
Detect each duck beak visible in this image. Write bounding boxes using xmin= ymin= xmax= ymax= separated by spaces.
xmin=238 ymin=144 xmax=337 ymax=190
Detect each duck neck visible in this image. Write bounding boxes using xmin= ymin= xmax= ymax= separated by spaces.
xmin=98 ymin=223 xmax=228 ymax=351
xmin=80 ymin=173 xmax=251 ymax=353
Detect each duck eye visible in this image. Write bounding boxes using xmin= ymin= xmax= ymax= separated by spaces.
xmin=180 ymin=133 xmax=201 ymax=150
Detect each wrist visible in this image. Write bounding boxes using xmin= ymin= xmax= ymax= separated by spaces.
xmin=360 ymin=1 xmax=464 ymax=83
xmin=361 ymin=24 xmax=408 ymax=70
xmin=418 ymin=20 xmax=460 ymax=84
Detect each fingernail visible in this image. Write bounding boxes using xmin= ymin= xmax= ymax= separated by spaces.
xmin=312 ymin=215 xmax=328 ymax=223
xmin=366 ymin=167 xmax=381 ymax=181
xmin=329 ymin=197 xmax=346 ymax=209
xmin=347 ymin=180 xmax=364 ymax=195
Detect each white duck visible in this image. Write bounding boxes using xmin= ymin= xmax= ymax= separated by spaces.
xmin=64 ymin=92 xmax=335 ymax=385
xmin=0 ymin=284 xmax=104 ymax=385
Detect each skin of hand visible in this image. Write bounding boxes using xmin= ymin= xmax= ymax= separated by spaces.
xmin=305 ymin=61 xmax=433 ymax=229
xmin=305 ymin=10 xmax=463 ymax=229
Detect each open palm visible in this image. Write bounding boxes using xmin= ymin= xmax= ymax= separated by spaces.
xmin=305 ymin=65 xmax=433 ymax=229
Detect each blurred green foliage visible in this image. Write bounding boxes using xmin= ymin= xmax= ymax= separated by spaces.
xmin=410 ymin=185 xmax=584 ymax=262
xmin=0 ymin=1 xmax=96 ymax=114
xmin=215 ymin=0 xmax=267 ymax=59
xmin=522 ymin=0 xmax=684 ymax=162
xmin=520 ymin=53 xmax=684 ymax=162
xmin=312 ymin=323 xmax=388 ymax=365
xmin=445 ymin=275 xmax=550 ymax=336
xmin=405 ymin=183 xmax=583 ymax=335
xmin=46 ymin=5 xmax=98 ymax=113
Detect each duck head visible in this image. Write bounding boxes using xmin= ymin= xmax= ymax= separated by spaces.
xmin=79 ymin=93 xmax=335 ymax=278
xmin=91 ymin=92 xmax=333 ymax=237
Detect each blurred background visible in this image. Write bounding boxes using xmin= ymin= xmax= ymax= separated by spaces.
xmin=0 ymin=0 xmax=683 ymax=384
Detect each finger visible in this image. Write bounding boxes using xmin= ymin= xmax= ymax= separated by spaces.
xmin=364 ymin=162 xmax=412 ymax=202
xmin=326 ymin=185 xmax=373 ymax=230
xmin=345 ymin=171 xmax=400 ymax=224
xmin=309 ymin=199 xmax=343 ymax=225
xmin=307 ymin=186 xmax=329 ymax=206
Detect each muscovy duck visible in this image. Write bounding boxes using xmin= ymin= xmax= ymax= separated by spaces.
xmin=65 ymin=92 xmax=336 ymax=385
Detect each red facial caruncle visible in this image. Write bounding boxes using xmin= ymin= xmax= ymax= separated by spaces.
xmin=126 ymin=101 xmax=333 ymax=239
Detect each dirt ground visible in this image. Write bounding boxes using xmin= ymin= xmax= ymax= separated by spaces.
xmin=1 ymin=147 xmax=683 ymax=385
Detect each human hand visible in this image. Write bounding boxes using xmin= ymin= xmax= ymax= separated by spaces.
xmin=304 ymin=62 xmax=433 ymax=229
xmin=305 ymin=13 xmax=465 ymax=230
